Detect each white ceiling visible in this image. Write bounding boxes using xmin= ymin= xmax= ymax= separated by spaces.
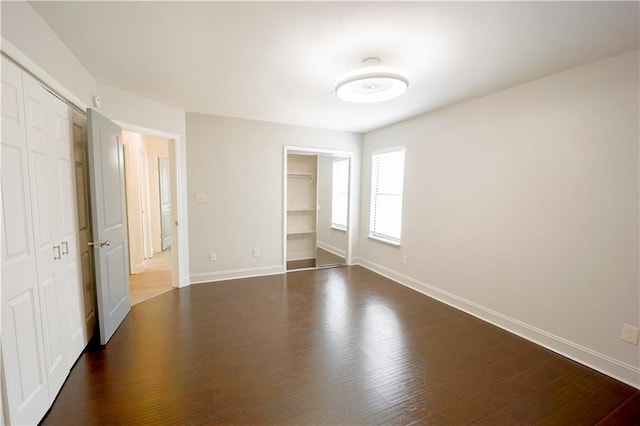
xmin=30 ymin=1 xmax=639 ymax=133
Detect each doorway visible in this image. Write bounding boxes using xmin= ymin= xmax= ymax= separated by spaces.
xmin=284 ymin=146 xmax=353 ymax=271
xmin=122 ymin=130 xmax=174 ymax=304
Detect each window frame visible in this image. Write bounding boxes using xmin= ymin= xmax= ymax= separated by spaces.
xmin=368 ymin=147 xmax=405 ymax=246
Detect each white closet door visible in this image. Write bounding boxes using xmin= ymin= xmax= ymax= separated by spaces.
xmin=1 ymin=57 xmax=50 ymax=426
xmin=50 ymin=95 xmax=86 ymax=363
xmin=23 ymin=74 xmax=70 ymax=399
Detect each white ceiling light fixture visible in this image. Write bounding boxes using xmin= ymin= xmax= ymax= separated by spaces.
xmin=335 ymin=57 xmax=409 ymax=103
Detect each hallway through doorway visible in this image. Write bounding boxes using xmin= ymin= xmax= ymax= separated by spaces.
xmin=130 ymin=249 xmax=173 ymax=305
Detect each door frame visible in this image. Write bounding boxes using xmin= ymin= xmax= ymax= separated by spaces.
xmin=116 ymin=121 xmax=186 ymax=289
xmin=283 ymin=145 xmax=355 ymax=273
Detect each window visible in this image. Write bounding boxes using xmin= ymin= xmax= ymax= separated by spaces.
xmin=331 ymin=159 xmax=349 ymax=230
xmin=369 ymin=148 xmax=405 ymax=245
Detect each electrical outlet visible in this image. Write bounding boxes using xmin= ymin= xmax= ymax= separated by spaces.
xmin=621 ymin=324 xmax=639 ymax=345
xmin=195 ymin=192 xmax=207 ymax=203
xmin=252 ymin=248 xmax=260 ymax=258
xmin=209 ymin=252 xmax=216 ymax=262
xmin=401 ymin=255 xmax=408 ymax=265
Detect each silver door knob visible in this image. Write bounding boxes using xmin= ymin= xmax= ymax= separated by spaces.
xmin=88 ymin=240 xmax=111 ymax=248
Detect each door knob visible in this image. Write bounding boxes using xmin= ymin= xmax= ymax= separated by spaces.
xmin=88 ymin=240 xmax=111 ymax=248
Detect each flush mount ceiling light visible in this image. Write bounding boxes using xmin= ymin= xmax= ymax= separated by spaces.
xmin=335 ymin=57 xmax=409 ymax=103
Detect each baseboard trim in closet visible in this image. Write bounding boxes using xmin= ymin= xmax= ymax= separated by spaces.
xmin=316 ymin=241 xmax=346 ymax=258
xmin=190 ymin=265 xmax=284 ymax=285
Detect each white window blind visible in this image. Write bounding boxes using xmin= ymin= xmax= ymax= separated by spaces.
xmin=369 ymin=149 xmax=405 ymax=244
xmin=331 ymin=159 xmax=349 ymax=230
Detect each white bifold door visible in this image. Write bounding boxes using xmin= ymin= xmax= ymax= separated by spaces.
xmin=1 ymin=58 xmax=89 ymax=425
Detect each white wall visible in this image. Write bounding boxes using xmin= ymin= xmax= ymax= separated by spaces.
xmin=1 ymin=1 xmax=96 ymax=107
xmin=0 ymin=344 xmax=4 ymax=426
xmin=316 ymin=156 xmax=348 ymax=257
xmin=97 ymin=83 xmax=186 ymax=139
xmin=186 ymin=113 xmax=360 ymax=282
xmin=358 ymin=50 xmax=640 ymax=387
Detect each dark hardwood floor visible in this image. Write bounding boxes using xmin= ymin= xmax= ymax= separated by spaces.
xmin=286 ymin=257 xmax=316 ymax=270
xmin=287 ymin=248 xmax=346 ymax=271
xmin=43 ymin=266 xmax=639 ymax=425
xmin=316 ymin=247 xmax=346 ymax=268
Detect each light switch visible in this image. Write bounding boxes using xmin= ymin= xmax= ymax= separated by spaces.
xmin=195 ymin=192 xmax=207 ymax=203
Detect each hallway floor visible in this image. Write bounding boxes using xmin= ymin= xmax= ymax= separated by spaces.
xmin=129 ymin=249 xmax=173 ymax=305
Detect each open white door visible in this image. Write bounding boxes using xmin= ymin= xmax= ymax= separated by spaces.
xmin=159 ymin=157 xmax=172 ymax=250
xmin=87 ymin=109 xmax=131 ymax=345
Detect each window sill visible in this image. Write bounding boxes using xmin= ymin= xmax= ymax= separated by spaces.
xmin=330 ymin=225 xmax=347 ymax=232
xmin=368 ymin=234 xmax=401 ymax=247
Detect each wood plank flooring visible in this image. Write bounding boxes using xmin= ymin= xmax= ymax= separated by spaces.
xmin=286 ymin=257 xmax=316 ymax=270
xmin=43 ymin=266 xmax=639 ymax=425
xmin=316 ymin=247 xmax=345 ymax=267
xmin=129 ymin=249 xmax=173 ymax=305
xmin=287 ymin=248 xmax=345 ymax=271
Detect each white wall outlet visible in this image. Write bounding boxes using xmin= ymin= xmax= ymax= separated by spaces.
xmin=252 ymin=248 xmax=260 ymax=258
xmin=195 ymin=192 xmax=207 ymax=203
xmin=621 ymin=324 xmax=639 ymax=345
xmin=401 ymin=255 xmax=408 ymax=265
xmin=209 ymin=252 xmax=216 ymax=262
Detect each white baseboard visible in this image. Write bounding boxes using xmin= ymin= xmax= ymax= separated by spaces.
xmin=356 ymin=258 xmax=640 ymax=389
xmin=316 ymin=241 xmax=346 ymax=258
xmin=190 ymin=265 xmax=284 ymax=284
xmin=179 ymin=275 xmax=190 ymax=288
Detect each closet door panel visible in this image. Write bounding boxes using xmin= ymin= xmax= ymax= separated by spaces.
xmin=55 ymin=109 xmax=76 ymax=243
xmin=81 ymin=249 xmax=96 ymax=335
xmin=23 ymin=76 xmax=69 ymax=399
xmin=2 ymin=146 xmax=31 ymax=258
xmin=51 ymin=96 xmax=85 ymax=361
xmin=65 ymin=258 xmax=85 ymax=341
xmin=73 ymin=116 xmax=97 ymax=341
xmin=31 ymin=152 xmax=54 ymax=255
xmin=1 ymin=56 xmax=50 ymax=426
xmin=8 ymin=292 xmax=43 ymax=392
xmin=3 ymin=290 xmax=49 ymax=424
xmin=40 ymin=274 xmax=64 ymax=374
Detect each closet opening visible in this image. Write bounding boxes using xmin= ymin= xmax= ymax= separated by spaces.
xmin=283 ymin=146 xmax=353 ymax=271
xmin=122 ymin=130 xmax=175 ymax=304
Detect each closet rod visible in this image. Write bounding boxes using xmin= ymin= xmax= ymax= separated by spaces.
xmin=1 ymin=52 xmax=87 ymax=117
